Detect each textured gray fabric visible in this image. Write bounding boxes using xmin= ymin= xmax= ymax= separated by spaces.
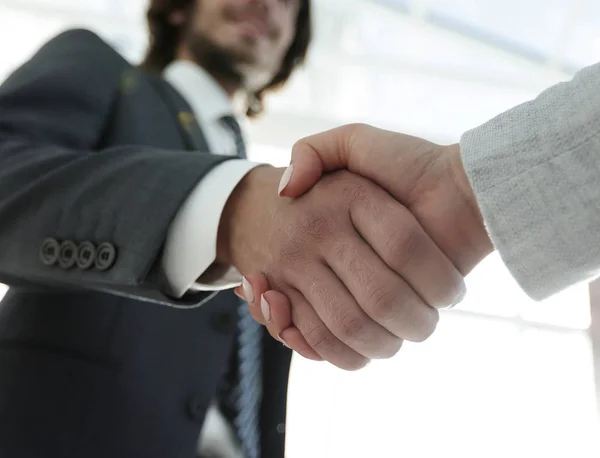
xmin=461 ymin=62 xmax=600 ymax=300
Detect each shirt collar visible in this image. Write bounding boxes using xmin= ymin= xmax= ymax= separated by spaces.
xmin=163 ymin=60 xmax=247 ymax=124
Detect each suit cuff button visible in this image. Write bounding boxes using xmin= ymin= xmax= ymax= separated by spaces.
xmin=77 ymin=241 xmax=97 ymax=270
xmin=40 ymin=238 xmax=60 ymax=266
xmin=95 ymin=242 xmax=117 ymax=271
xmin=58 ymin=240 xmax=77 ymax=269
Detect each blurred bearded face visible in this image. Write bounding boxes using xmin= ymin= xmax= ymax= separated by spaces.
xmin=181 ymin=0 xmax=300 ymax=91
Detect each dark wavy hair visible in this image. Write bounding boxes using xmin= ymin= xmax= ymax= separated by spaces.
xmin=141 ymin=0 xmax=312 ymax=117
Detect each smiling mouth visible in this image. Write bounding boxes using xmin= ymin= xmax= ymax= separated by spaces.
xmin=234 ymin=16 xmax=272 ymax=39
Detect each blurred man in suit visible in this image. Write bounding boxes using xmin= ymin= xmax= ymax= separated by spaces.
xmin=0 ymin=0 xmax=464 ymax=457
xmin=0 ymin=1 xmax=312 ymax=457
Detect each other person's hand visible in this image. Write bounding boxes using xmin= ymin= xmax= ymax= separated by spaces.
xmin=219 ymin=162 xmax=469 ymax=369
xmin=238 ymin=125 xmax=494 ymax=358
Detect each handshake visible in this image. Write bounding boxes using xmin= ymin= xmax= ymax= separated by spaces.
xmin=217 ymin=124 xmax=494 ymax=370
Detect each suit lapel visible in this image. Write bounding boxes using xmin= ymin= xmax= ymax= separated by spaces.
xmin=144 ymin=72 xmax=211 ymax=153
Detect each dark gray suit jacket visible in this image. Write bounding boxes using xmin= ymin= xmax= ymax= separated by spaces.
xmin=0 ymin=29 xmax=291 ymax=458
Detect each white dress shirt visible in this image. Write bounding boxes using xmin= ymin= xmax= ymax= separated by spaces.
xmin=161 ymin=61 xmax=259 ymax=458
xmin=161 ymin=60 xmax=261 ymax=298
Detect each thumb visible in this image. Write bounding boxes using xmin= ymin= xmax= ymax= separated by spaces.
xmin=278 ymin=124 xmax=358 ymax=198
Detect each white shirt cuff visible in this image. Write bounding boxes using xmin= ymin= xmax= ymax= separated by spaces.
xmin=161 ymin=159 xmax=261 ymax=297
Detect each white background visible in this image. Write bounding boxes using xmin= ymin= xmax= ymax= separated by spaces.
xmin=1 ymin=0 xmax=599 ymax=456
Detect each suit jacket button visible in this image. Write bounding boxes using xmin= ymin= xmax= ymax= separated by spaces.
xmin=186 ymin=394 xmax=207 ymax=422
xmin=58 ymin=240 xmax=78 ymax=269
xmin=40 ymin=238 xmax=60 ymax=266
xmin=95 ymin=243 xmax=117 ymax=271
xmin=276 ymin=422 xmax=285 ymax=434
xmin=77 ymin=241 xmax=97 ymax=270
xmin=210 ymin=311 xmax=236 ymax=334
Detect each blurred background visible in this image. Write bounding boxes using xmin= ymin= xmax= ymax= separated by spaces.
xmin=1 ymin=0 xmax=600 ymax=456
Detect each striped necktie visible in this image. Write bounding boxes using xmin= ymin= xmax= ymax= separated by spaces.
xmin=219 ymin=115 xmax=247 ymax=159
xmin=219 ymin=115 xmax=263 ymax=458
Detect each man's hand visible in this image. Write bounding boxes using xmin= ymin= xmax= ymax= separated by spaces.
xmin=238 ymin=124 xmax=495 ymax=358
xmin=218 ymin=165 xmax=466 ymax=370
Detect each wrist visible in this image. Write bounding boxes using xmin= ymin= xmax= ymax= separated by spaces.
xmin=446 ymin=144 xmax=482 ymax=225
xmin=445 ymin=143 xmax=494 ymax=263
xmin=216 ymin=165 xmax=282 ymax=267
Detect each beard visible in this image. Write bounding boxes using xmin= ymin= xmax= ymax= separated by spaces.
xmin=184 ymin=30 xmax=274 ymax=93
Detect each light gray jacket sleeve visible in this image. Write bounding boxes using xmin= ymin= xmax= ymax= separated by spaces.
xmin=460 ymin=62 xmax=600 ymax=300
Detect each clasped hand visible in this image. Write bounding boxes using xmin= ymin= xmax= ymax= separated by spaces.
xmin=228 ymin=124 xmax=493 ymax=370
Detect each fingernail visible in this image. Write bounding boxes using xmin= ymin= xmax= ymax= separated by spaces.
xmin=278 ymin=165 xmax=294 ymax=196
xmin=261 ymin=295 xmax=271 ymax=322
xmin=277 ymin=332 xmax=291 ymax=349
xmin=242 ymin=277 xmax=254 ymax=303
xmin=233 ymin=287 xmax=245 ymax=300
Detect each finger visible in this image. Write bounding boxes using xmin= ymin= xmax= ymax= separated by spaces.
xmin=292 ymin=264 xmax=402 ymax=359
xmin=241 ymin=275 xmax=324 ymax=361
xmin=241 ymin=274 xmax=269 ymax=305
xmin=243 ymin=274 xmax=270 ymax=325
xmin=234 ymin=286 xmax=265 ymax=326
xmin=325 ymin=233 xmax=437 ymax=343
xmin=260 ymin=290 xmax=322 ymax=361
xmin=234 ymin=285 xmax=266 ymax=325
xmin=283 ymin=287 xmax=369 ymax=371
xmin=281 ymin=125 xmax=440 ymax=204
xmin=245 ymin=296 xmax=266 ymax=326
xmin=279 ymin=124 xmax=363 ymax=198
xmin=238 ymin=275 xmax=270 ymax=325
xmin=237 ymin=279 xmax=322 ymax=361
xmin=261 ymin=290 xmax=292 ymax=330
xmin=234 ymin=286 xmax=245 ymax=301
xmin=350 ymin=186 xmax=466 ymax=309
xmin=279 ymin=326 xmax=324 ymax=362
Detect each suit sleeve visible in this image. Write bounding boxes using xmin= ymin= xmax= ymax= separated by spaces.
xmin=162 ymin=159 xmax=261 ymax=296
xmin=0 ymin=29 xmax=236 ymax=307
xmin=460 ymin=62 xmax=600 ymax=301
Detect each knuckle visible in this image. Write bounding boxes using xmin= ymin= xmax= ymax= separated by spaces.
xmin=340 ymin=179 xmax=373 ymax=205
xmin=336 ymin=314 xmax=367 ymax=342
xmin=319 ymin=170 xmax=373 ymax=206
xmin=364 ymin=285 xmax=440 ymax=343
xmin=276 ymin=238 xmax=305 ymax=266
xmin=386 ymin=226 xmax=423 ymax=270
xmin=296 ymin=210 xmax=333 ymax=243
xmin=346 ymin=123 xmax=370 ymax=142
xmin=332 ymin=239 xmax=355 ymax=266
xmin=366 ymin=287 xmax=401 ymax=322
xmin=347 ymin=122 xmax=369 ymax=131
xmin=304 ymin=325 xmax=337 ymax=352
xmin=349 ymin=185 xmax=371 ymax=205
